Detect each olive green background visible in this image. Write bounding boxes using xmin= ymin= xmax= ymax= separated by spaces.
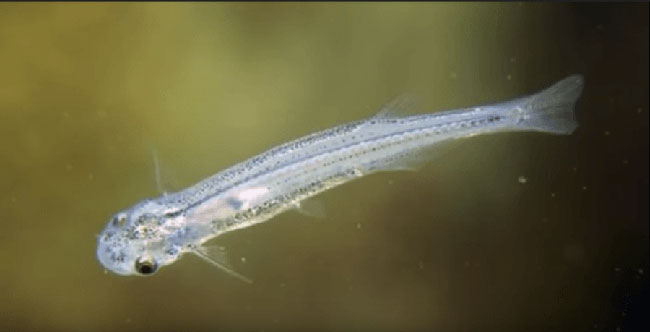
xmin=0 ymin=3 xmax=647 ymax=331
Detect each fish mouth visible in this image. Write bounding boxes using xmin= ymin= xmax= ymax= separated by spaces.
xmin=96 ymin=237 xmax=133 ymax=276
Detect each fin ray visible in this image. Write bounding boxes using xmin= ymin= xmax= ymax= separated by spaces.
xmin=374 ymin=93 xmax=418 ymax=119
xmin=191 ymin=244 xmax=253 ymax=283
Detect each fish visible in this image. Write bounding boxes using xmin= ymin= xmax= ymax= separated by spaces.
xmin=96 ymin=75 xmax=584 ymax=282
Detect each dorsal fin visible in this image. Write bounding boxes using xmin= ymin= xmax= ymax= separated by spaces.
xmin=373 ymin=93 xmax=418 ymax=119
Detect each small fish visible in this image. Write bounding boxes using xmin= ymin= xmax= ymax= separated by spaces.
xmin=97 ymin=75 xmax=584 ymax=281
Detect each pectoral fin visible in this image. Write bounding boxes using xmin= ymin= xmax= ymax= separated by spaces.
xmin=150 ymin=146 xmax=181 ymax=195
xmin=190 ymin=244 xmax=253 ymax=284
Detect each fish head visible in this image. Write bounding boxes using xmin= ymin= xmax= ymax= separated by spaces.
xmin=96 ymin=199 xmax=181 ymax=276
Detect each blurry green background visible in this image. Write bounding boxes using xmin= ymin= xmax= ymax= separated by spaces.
xmin=0 ymin=3 xmax=647 ymax=331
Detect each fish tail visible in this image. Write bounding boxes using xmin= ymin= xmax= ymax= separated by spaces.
xmin=515 ymin=75 xmax=584 ymax=134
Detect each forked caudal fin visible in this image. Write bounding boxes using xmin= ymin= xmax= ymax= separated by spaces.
xmin=516 ymin=74 xmax=584 ymax=135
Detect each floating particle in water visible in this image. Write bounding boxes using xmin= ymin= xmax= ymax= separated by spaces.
xmin=418 ymin=261 xmax=425 ymax=270
xmin=614 ymin=267 xmax=622 ymax=272
xmin=518 ymin=175 xmax=528 ymax=184
xmin=550 ymin=192 xmax=556 ymax=198
xmin=639 ymin=268 xmax=645 ymax=275
xmin=636 ymin=107 xmax=643 ymax=114
xmin=604 ymin=130 xmax=610 ymax=136
xmin=506 ymin=74 xmax=512 ymax=81
xmin=509 ymin=57 xmax=516 ymax=63
xmin=582 ymin=185 xmax=588 ymax=190
xmin=622 ymin=159 xmax=629 ymax=165
xmin=88 ymin=173 xmax=94 ymax=181
xmin=449 ymin=72 xmax=457 ymax=79
xmin=240 ymin=257 xmax=247 ymax=263
xmin=356 ymin=222 xmax=362 ymax=230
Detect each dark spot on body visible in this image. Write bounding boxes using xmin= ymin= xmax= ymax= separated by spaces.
xmin=226 ymin=197 xmax=244 ymax=210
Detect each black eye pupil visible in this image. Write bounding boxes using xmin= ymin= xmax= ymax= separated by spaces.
xmin=139 ymin=264 xmax=153 ymax=274
xmin=135 ymin=258 xmax=157 ymax=275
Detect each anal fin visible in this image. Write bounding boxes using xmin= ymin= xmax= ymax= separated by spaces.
xmin=366 ymin=140 xmax=462 ymax=173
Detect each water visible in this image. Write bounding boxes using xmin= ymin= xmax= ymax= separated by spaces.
xmin=1 ymin=3 xmax=647 ymax=331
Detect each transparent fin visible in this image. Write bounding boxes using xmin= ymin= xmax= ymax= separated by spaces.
xmin=368 ymin=155 xmax=421 ymax=172
xmin=293 ymin=198 xmax=326 ymax=219
xmin=151 ymin=147 xmax=166 ymax=195
xmin=365 ymin=140 xmax=462 ymax=173
xmin=149 ymin=146 xmax=183 ymax=195
xmin=374 ymin=93 xmax=418 ymax=119
xmin=518 ymin=74 xmax=584 ymax=134
xmin=191 ymin=245 xmax=253 ymax=284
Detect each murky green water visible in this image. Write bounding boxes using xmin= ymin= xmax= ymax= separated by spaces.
xmin=1 ymin=3 xmax=647 ymax=331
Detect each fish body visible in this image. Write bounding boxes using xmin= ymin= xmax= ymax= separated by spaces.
xmin=97 ymin=75 xmax=584 ymax=278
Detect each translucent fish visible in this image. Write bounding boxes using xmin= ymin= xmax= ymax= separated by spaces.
xmin=97 ymin=75 xmax=584 ymax=280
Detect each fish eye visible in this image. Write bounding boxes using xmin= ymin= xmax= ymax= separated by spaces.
xmin=134 ymin=257 xmax=157 ymax=275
